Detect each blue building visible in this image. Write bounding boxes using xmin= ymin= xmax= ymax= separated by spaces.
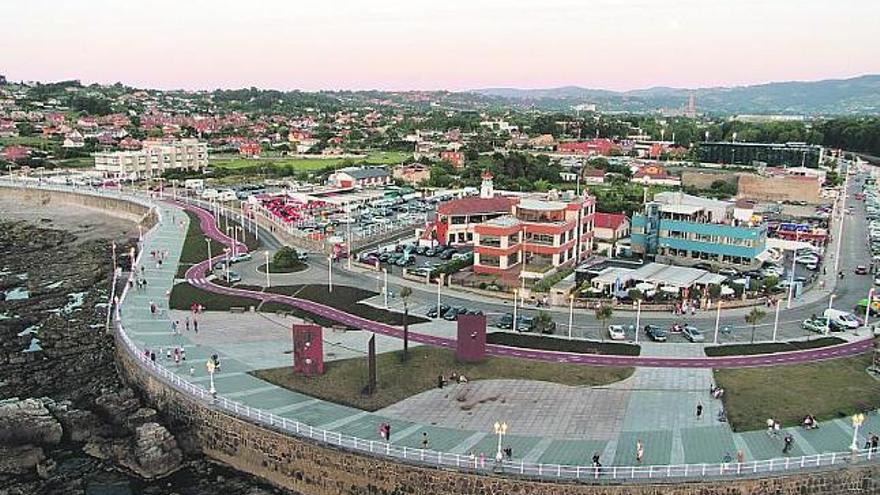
xmin=631 ymin=192 xmax=768 ymax=270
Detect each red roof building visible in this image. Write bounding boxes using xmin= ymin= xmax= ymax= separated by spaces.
xmin=440 ymin=150 xmax=464 ymax=168
xmin=2 ymin=145 xmax=31 ymax=162
xmin=557 ymin=139 xmax=616 ymax=155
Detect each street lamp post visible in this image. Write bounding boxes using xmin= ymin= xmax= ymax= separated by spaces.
xmin=772 ymin=298 xmax=781 ymax=342
xmin=224 ymin=249 xmax=230 ymax=283
xmin=383 ymin=268 xmax=388 ymax=309
xmin=834 ymin=171 xmax=848 ymax=275
xmin=265 ymin=251 xmax=271 ymax=288
xmin=347 ymin=221 xmax=352 ymax=270
xmin=851 ymin=413 xmax=866 ymax=452
xmin=634 ymin=299 xmax=642 ymax=344
xmin=436 ymin=275 xmax=443 ymax=320
xmin=206 ymin=359 xmax=216 ymax=397
xmin=512 ymin=289 xmax=518 ymax=333
xmin=205 ymin=238 xmax=212 ymax=265
xmin=328 ymin=254 xmax=333 ymax=293
xmin=520 ymin=276 xmax=525 ymax=308
xmin=826 ymin=294 xmax=836 ymax=335
xmin=864 ymin=288 xmax=875 ymax=335
xmin=568 ymin=294 xmax=574 ymax=339
xmin=493 ymin=421 xmax=508 ymax=463
xmin=713 ymin=300 xmax=722 ymax=345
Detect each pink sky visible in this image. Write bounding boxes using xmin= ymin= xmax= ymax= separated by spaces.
xmin=2 ymin=0 xmax=878 ymax=91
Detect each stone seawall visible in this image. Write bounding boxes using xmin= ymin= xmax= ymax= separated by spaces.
xmin=115 ymin=334 xmax=880 ymax=494
xmin=0 ymin=186 xmax=157 ymax=230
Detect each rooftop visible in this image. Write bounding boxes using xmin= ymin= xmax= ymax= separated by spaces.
xmin=518 ymin=198 xmax=568 ymax=212
xmin=594 ymin=212 xmax=628 ymax=230
xmin=436 ymin=195 xmax=516 ymax=216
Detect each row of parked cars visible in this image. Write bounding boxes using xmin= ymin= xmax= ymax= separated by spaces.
xmin=426 ymin=304 xmax=484 ymax=321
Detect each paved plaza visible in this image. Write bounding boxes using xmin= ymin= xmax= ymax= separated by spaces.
xmin=115 ymin=198 xmax=879 ymax=470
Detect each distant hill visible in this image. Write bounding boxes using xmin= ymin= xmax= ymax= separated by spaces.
xmin=472 ymin=75 xmax=880 ymax=115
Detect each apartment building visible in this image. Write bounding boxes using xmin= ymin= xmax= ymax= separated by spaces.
xmin=472 ymin=191 xmax=596 ymax=279
xmin=94 ymin=138 xmax=208 ymax=179
xmin=631 ymin=191 xmax=767 ymax=270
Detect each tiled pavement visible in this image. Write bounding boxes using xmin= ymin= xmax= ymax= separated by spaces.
xmin=116 ymin=199 xmax=876 ymax=469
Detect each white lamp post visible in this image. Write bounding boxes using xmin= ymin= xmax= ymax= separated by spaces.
xmin=520 ymin=276 xmax=525 ymax=308
xmin=863 ymin=288 xmax=874 ymax=335
xmin=436 ymin=274 xmax=443 ymax=319
xmin=512 ymin=289 xmax=518 ymax=333
xmin=772 ymin=298 xmax=781 ymax=342
xmin=493 ymin=421 xmax=508 ymax=463
xmin=265 ymin=250 xmax=271 ymax=288
xmin=205 ymin=238 xmax=212 ymax=265
xmin=224 ymin=248 xmax=230 ymax=282
xmin=851 ymin=413 xmax=866 ymax=452
xmin=328 ymin=254 xmax=333 ymax=293
xmin=206 ymin=359 xmax=216 ymax=396
xmin=826 ymin=294 xmax=836 ymax=335
xmin=634 ymin=299 xmax=642 ymax=344
xmin=383 ymin=268 xmax=388 ymax=309
xmin=713 ymin=300 xmax=722 ymax=345
xmin=568 ymin=294 xmax=574 ymax=339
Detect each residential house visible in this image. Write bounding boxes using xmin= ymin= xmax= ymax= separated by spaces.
xmin=327 ymin=167 xmax=391 ymax=189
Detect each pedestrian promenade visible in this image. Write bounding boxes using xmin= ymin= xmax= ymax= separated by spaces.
xmin=116 ymin=197 xmax=877 ymax=472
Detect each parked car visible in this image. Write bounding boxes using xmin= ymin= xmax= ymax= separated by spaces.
xmin=823 ymin=309 xmax=860 ymax=330
xmin=608 ymin=324 xmax=626 ymax=341
xmin=682 ymin=325 xmax=705 ymax=342
xmin=439 ymin=249 xmax=457 ymax=260
xmin=229 ymin=253 xmax=252 ymax=263
xmin=221 ymin=271 xmax=242 ymax=283
xmin=801 ymin=316 xmax=830 ymax=333
xmin=795 ymin=254 xmax=820 ymax=265
xmin=718 ymin=267 xmax=739 ymax=277
xmin=644 ymin=324 xmax=667 ymax=342
xmin=442 ymin=306 xmax=468 ymax=321
xmin=516 ymin=316 xmax=535 ymax=332
xmin=426 ymin=304 xmax=450 ymax=318
xmin=495 ymin=313 xmax=514 ymax=329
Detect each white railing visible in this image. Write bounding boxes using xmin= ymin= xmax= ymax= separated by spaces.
xmin=7 ymin=178 xmax=880 ymax=483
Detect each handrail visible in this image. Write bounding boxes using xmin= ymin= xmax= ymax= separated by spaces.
xmin=7 ymin=178 xmax=880 ymax=483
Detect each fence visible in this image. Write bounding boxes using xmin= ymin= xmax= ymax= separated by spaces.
xmin=6 ymin=178 xmax=880 ymax=484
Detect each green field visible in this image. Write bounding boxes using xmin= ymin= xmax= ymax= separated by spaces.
xmin=0 ymin=136 xmax=55 ymax=147
xmin=210 ymin=151 xmax=411 ymax=171
xmin=714 ymin=352 xmax=880 ymax=431
xmin=252 ymin=346 xmax=634 ymax=411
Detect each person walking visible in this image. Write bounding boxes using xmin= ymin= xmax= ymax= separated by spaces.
xmin=385 ymin=423 xmax=391 ymax=442
xmin=185 ymin=316 xmax=190 ymax=332
xmin=696 ymin=402 xmax=703 ymax=420
xmin=378 ymin=423 xmax=387 ymax=441
xmin=193 ymin=318 xmax=199 ymax=333
xmin=736 ymin=449 xmax=745 ymax=464
xmin=421 ymin=432 xmax=429 ymax=449
xmin=636 ymin=440 xmax=644 ymax=463
xmin=479 ymin=452 xmax=485 ymax=469
xmin=782 ymin=434 xmax=794 ymax=454
xmin=149 ymin=300 xmax=157 ymax=317
xmin=767 ymin=418 xmax=775 ymax=436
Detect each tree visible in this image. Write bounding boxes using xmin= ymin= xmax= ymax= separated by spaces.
xmin=595 ymin=304 xmax=613 ymax=340
xmin=763 ymin=275 xmax=779 ymax=294
xmin=273 ymin=246 xmax=302 ymax=269
xmin=534 ymin=311 xmax=554 ymax=334
xmin=399 ymin=286 xmax=412 ymax=361
xmin=744 ymin=308 xmax=766 ymax=344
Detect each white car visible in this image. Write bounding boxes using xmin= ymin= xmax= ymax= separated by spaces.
xmin=229 ymin=253 xmax=252 ymax=263
xmin=795 ymin=255 xmax=820 ymax=265
xmin=608 ymin=324 xmax=627 ymax=341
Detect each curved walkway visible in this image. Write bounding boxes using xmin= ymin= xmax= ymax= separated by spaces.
xmin=176 ymin=200 xmax=873 ymax=369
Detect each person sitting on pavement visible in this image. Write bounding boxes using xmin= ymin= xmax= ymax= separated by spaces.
xmin=803 ymin=414 xmax=819 ymax=430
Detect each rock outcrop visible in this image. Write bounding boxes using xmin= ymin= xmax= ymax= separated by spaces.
xmin=0 ymin=397 xmax=63 ymax=446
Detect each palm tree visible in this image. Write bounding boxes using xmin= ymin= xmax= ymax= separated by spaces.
xmin=745 ymin=308 xmax=767 ymax=343
xmin=399 ymin=286 xmax=412 ymax=361
xmin=595 ymin=304 xmax=613 ymax=341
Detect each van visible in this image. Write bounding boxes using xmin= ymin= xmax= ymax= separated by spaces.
xmin=823 ymin=309 xmax=860 ymax=330
xmin=217 ymin=190 xmax=237 ymax=202
xmin=184 ymin=179 xmax=205 ymax=190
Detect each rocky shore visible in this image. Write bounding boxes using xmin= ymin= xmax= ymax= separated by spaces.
xmin=0 ymin=218 xmax=291 ymax=495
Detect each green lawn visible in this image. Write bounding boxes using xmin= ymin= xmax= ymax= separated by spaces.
xmin=175 ymin=210 xmax=261 ymax=278
xmin=487 ymin=332 xmax=641 ymax=356
xmin=704 ymin=337 xmax=846 ymax=357
xmin=0 ymin=136 xmax=54 ymax=147
xmin=210 ymin=151 xmax=410 ymax=171
xmin=251 ymin=346 xmax=634 ymax=411
xmin=169 ymin=282 xmax=261 ymax=311
xmin=714 ymin=352 xmax=880 ymax=431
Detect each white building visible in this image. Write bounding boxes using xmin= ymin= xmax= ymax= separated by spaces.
xmin=94 ymin=139 xmax=208 ymax=179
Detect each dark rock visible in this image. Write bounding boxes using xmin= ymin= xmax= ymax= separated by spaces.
xmin=0 ymin=397 xmax=63 ymax=446
xmin=94 ymin=388 xmax=141 ymax=426
xmin=0 ymin=444 xmax=45 ymax=474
